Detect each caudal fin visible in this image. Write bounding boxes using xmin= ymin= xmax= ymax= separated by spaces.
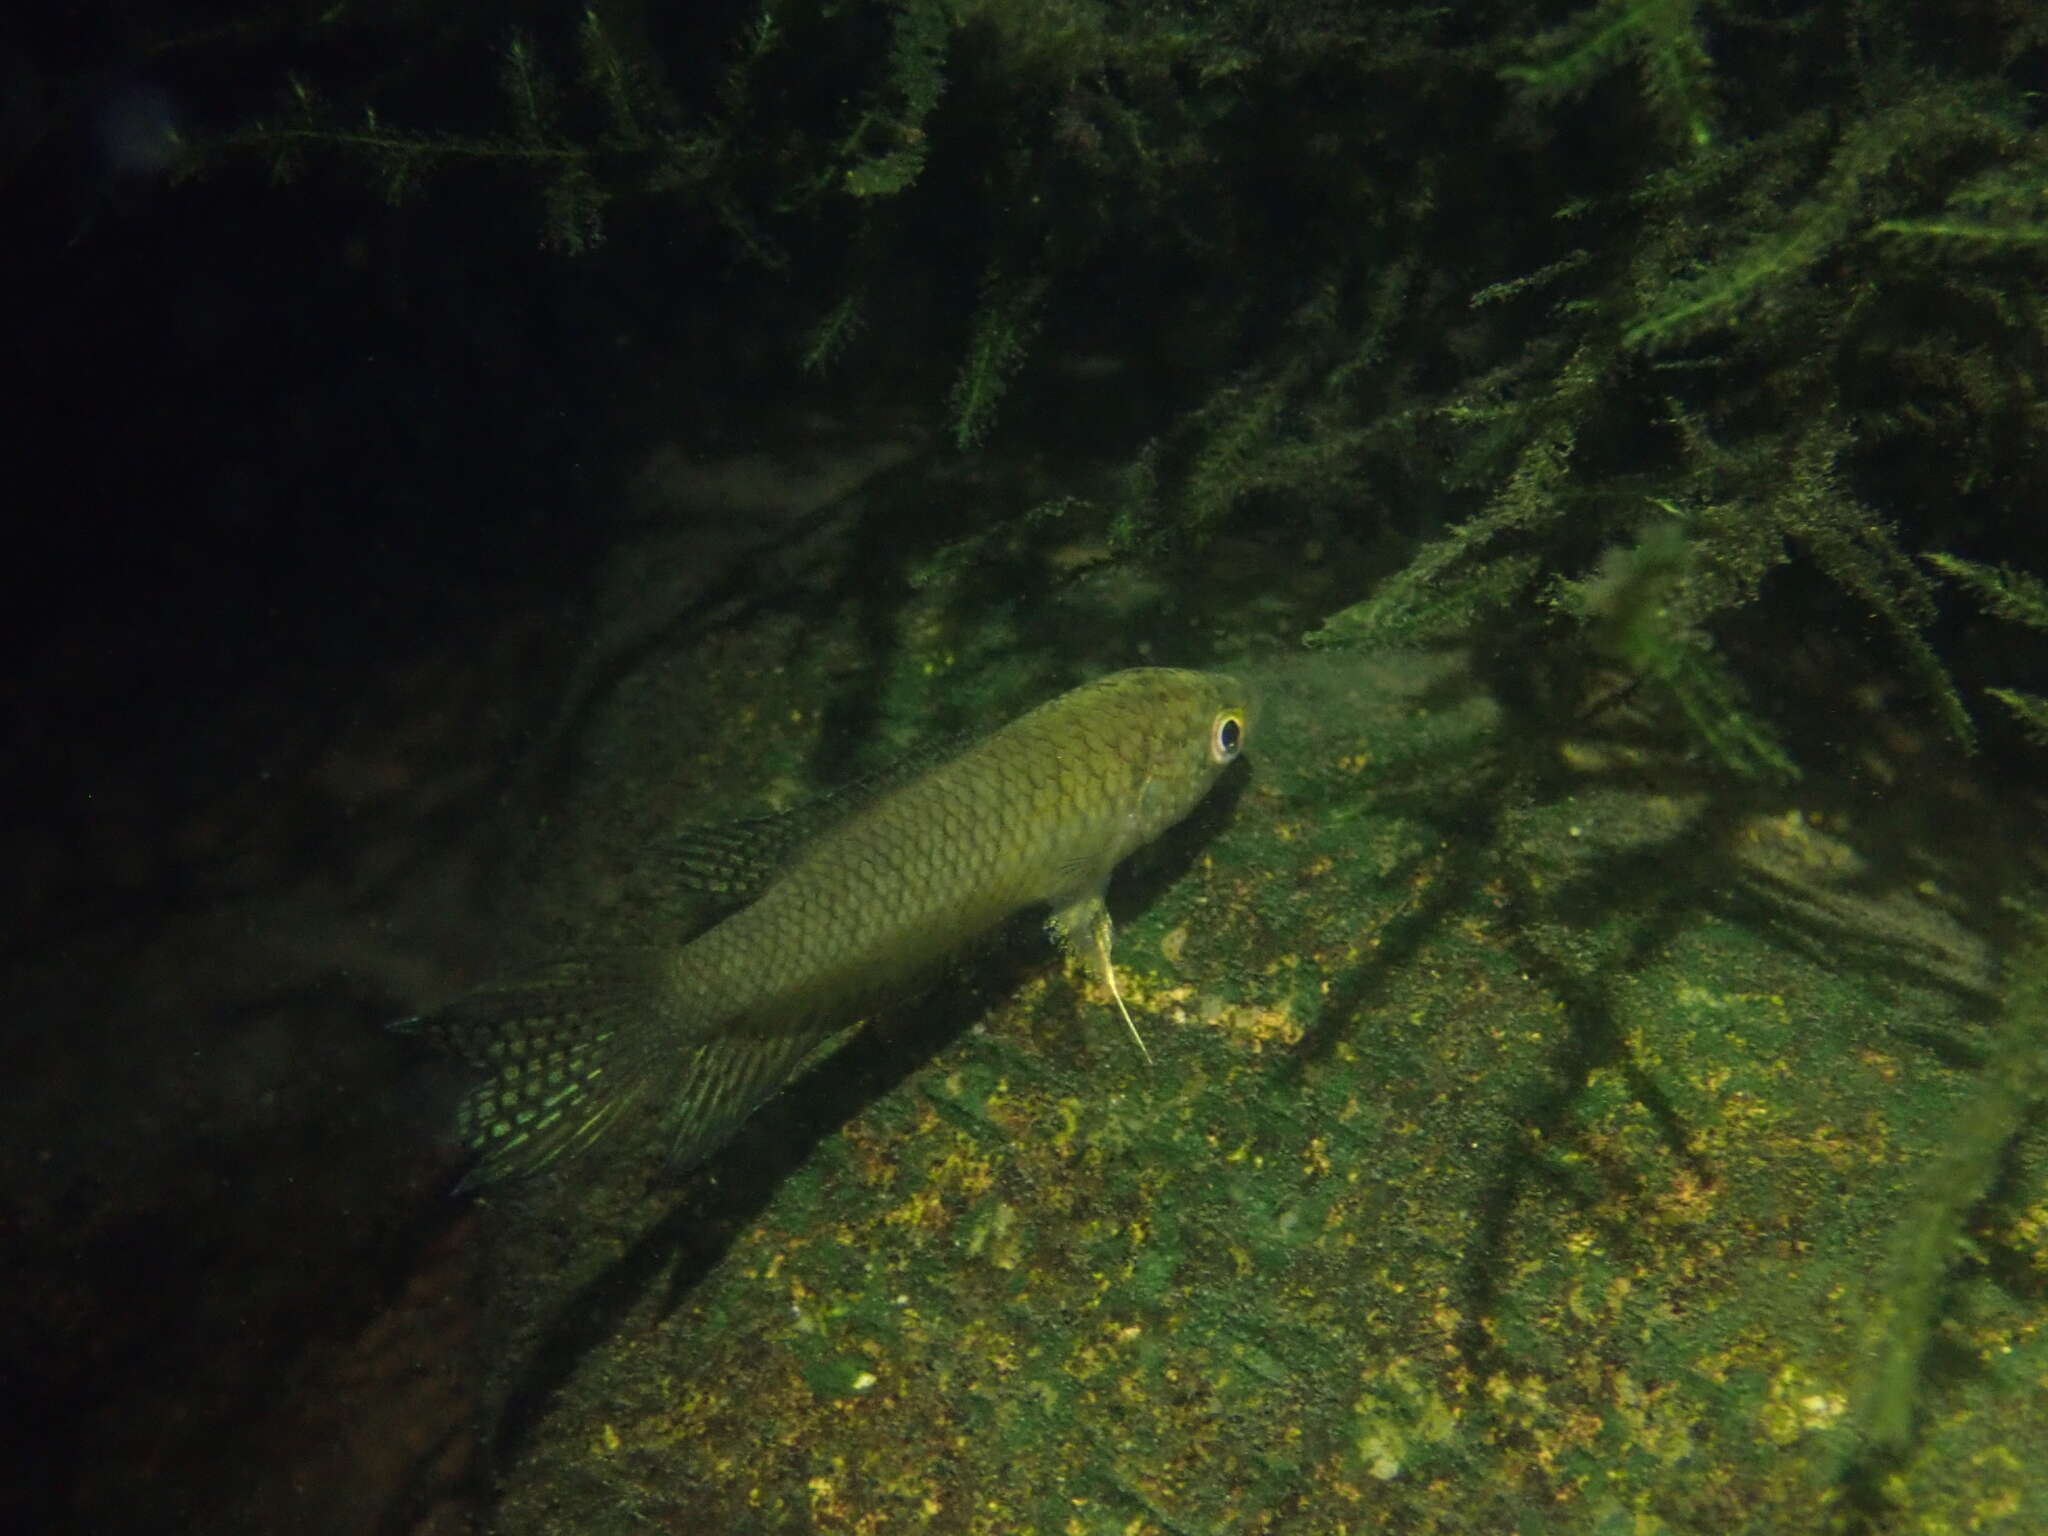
xmin=395 ymin=956 xmax=663 ymax=1188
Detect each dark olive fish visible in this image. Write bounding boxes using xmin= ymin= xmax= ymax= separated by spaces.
xmin=402 ymin=667 xmax=1255 ymax=1185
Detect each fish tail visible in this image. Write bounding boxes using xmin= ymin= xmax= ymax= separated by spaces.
xmin=395 ymin=955 xmax=670 ymax=1188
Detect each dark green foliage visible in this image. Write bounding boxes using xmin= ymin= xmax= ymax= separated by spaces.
xmin=1257 ymin=16 xmax=2043 ymax=773
xmin=1927 ymin=553 xmax=2048 ymax=744
xmin=1854 ymin=912 xmax=2048 ymax=1460
xmin=1924 ymin=553 xmax=2048 ymax=635
xmin=1621 ymin=84 xmax=2037 ymax=353
xmin=838 ymin=0 xmax=948 ymax=201
xmin=1503 ymin=0 xmax=1718 ymax=152
xmin=801 ymin=290 xmax=867 ymax=376
xmin=187 ymin=3 xmax=2048 ymax=719
xmin=194 ymin=1 xmax=1331 ymax=445
xmin=948 ymin=270 xmax=1045 ymax=450
xmin=1565 ymin=520 xmax=1799 ymax=780
xmin=202 ymin=16 xmax=696 ymax=254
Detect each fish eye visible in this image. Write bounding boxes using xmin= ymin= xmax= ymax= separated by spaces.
xmin=1209 ymin=711 xmax=1244 ymax=763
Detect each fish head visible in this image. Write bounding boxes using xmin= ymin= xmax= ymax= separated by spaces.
xmin=1103 ymin=667 xmax=1255 ymax=847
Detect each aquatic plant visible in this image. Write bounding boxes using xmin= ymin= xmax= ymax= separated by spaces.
xmin=179 ymin=2 xmax=2048 ymax=781
xmin=1925 ymin=553 xmax=2048 ymax=745
xmin=1846 ymin=907 xmax=2048 ymax=1497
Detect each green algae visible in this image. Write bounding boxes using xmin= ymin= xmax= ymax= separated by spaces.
xmin=461 ymin=547 xmax=2043 ymax=1533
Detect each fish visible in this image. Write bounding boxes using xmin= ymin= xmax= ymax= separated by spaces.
xmin=397 ymin=667 xmax=1255 ymax=1187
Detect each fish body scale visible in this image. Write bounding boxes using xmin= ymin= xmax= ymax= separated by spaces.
xmin=404 ymin=668 xmax=1253 ymax=1182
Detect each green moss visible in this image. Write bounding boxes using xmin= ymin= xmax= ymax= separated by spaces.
xmin=948 ymin=273 xmax=1046 ymax=450
xmin=1504 ymin=0 xmax=1718 ymax=152
xmin=839 ymin=0 xmax=949 ymax=200
xmin=1928 ymin=554 xmax=2048 ymax=744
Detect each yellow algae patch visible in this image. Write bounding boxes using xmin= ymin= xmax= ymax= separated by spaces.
xmin=883 ymin=1185 xmax=950 ymax=1232
xmin=1672 ymin=980 xmax=1790 ymax=1015
xmin=1351 ymin=1355 xmax=1463 ymax=1481
xmin=1192 ymin=994 xmax=1304 ymax=1052
xmin=2013 ymin=1200 xmax=2048 ymax=1271
xmin=1737 ymin=806 xmax=1865 ymax=879
xmin=1758 ymin=1364 xmax=1847 ymax=1446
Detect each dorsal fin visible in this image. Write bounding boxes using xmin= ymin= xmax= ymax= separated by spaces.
xmin=658 ymin=734 xmax=971 ymax=907
xmin=660 ymin=808 xmax=821 ymax=906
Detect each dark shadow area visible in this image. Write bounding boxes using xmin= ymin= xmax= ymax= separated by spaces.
xmin=2 ymin=1003 xmax=483 ymax=1535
